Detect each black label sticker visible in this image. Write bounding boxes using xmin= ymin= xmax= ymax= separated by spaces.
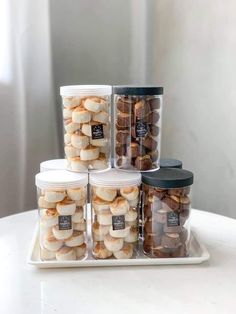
xmin=135 ymin=120 xmax=148 ymax=138
xmin=91 ymin=124 xmax=104 ymax=140
xmin=58 ymin=215 xmax=72 ymax=230
xmin=112 ymin=215 xmax=125 ymax=230
xmin=167 ymin=212 xmax=180 ymax=227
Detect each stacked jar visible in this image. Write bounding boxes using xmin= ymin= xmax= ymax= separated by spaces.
xmin=35 ymin=170 xmax=88 ymax=261
xmin=90 ymin=169 xmax=141 ymax=259
xmin=60 ymin=85 xmax=112 ymax=172
xmin=113 ymin=86 xmax=163 ymax=171
xmin=142 ymin=168 xmax=194 ymax=258
xmin=40 ymin=159 xmax=66 ymax=172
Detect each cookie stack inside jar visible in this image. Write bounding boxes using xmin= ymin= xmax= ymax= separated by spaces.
xmin=113 ymin=86 xmax=163 ymax=171
xmin=90 ymin=169 xmax=141 ymax=259
xmin=60 ymin=85 xmax=112 ymax=172
xmin=35 ymin=170 xmax=88 ymax=261
xmin=141 ymin=168 xmax=194 ymax=258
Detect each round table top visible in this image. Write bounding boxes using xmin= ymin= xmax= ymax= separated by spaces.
xmin=0 ymin=209 xmax=236 ymax=314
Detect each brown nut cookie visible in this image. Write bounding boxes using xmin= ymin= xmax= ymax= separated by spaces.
xmin=144 ymin=234 xmax=162 ymax=248
xmin=146 ymin=111 xmax=160 ymax=124
xmin=168 ymin=187 xmax=190 ymax=197
xmin=179 ymin=228 xmax=189 ymax=244
xmin=147 ymin=97 xmax=161 ymax=110
xmin=129 ymin=142 xmax=140 ymax=158
xmin=142 ymin=135 xmax=157 ymax=151
xmin=116 ymin=122 xmax=129 ymax=131
xmin=161 ymin=233 xmax=181 ymax=249
xmin=148 ymin=124 xmax=160 ymax=137
xmin=179 ymin=196 xmax=191 ymax=210
xmin=135 ymin=155 xmax=152 ymax=170
xmin=116 ymin=97 xmax=134 ymax=113
xmin=116 ymin=130 xmax=130 ymax=144
xmin=117 ymin=112 xmax=133 ymax=128
xmin=144 ymin=219 xmax=162 ymax=234
xmin=146 ymin=150 xmax=159 ymax=162
xmin=151 ymin=246 xmax=172 ymax=258
xmin=151 ymin=188 xmax=167 ymax=200
xmin=115 ymin=144 xmax=127 ymax=156
xmin=162 ymin=195 xmax=180 ymax=211
xmin=144 ymin=204 xmax=152 ymax=218
xmin=134 ymin=100 xmax=150 ymax=119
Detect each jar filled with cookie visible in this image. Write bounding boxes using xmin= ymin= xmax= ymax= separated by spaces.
xmin=90 ymin=169 xmax=141 ymax=259
xmin=35 ymin=170 xmax=88 ymax=261
xmin=113 ymin=86 xmax=163 ymax=171
xmin=141 ymin=168 xmax=194 ymax=258
xmin=60 ymin=85 xmax=112 ymax=172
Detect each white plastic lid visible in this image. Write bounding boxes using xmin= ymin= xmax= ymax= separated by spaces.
xmin=40 ymin=159 xmax=66 ymax=172
xmin=60 ymin=85 xmax=112 ymax=97
xmin=35 ymin=170 xmax=88 ymax=189
xmin=89 ymin=169 xmax=141 ymax=188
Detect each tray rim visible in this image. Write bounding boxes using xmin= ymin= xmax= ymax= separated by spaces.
xmin=27 ymin=225 xmax=210 ymax=268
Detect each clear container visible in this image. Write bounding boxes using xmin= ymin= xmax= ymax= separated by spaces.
xmin=141 ymin=168 xmax=194 ymax=258
xmin=160 ymin=158 xmax=182 ymax=169
xmin=35 ymin=170 xmax=88 ymax=261
xmin=60 ymin=85 xmax=112 ymax=172
xmin=113 ymin=86 xmax=163 ymax=171
xmin=90 ymin=169 xmax=141 ymax=259
xmin=40 ymin=159 xmax=66 ymax=172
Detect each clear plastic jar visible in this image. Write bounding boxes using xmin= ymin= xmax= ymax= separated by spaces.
xmin=113 ymin=86 xmax=163 ymax=171
xmin=35 ymin=170 xmax=88 ymax=261
xmin=90 ymin=169 xmax=141 ymax=259
xmin=138 ymin=158 xmax=183 ymax=237
xmin=141 ymin=168 xmax=194 ymax=258
xmin=60 ymin=85 xmax=112 ymax=172
xmin=160 ymin=158 xmax=182 ymax=169
xmin=40 ymin=159 xmax=66 ymax=172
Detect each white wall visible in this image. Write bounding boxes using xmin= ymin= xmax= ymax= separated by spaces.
xmin=49 ymin=0 xmax=236 ymax=218
xmin=147 ymin=0 xmax=236 ymax=218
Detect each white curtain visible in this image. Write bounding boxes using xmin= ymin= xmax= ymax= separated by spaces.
xmin=0 ymin=0 xmax=59 ymax=217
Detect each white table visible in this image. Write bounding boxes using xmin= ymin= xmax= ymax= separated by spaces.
xmin=0 ymin=209 xmax=236 ymax=314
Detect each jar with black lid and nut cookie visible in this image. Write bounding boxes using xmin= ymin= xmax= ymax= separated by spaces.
xmin=141 ymin=168 xmax=194 ymax=258
xmin=113 ymin=86 xmax=163 ymax=171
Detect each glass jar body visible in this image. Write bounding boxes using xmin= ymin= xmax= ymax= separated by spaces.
xmin=142 ymin=183 xmax=191 ymax=258
xmin=37 ymin=185 xmax=87 ymax=261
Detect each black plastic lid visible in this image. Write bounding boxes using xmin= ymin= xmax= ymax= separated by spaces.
xmin=113 ymin=85 xmax=164 ymax=96
xmin=142 ymin=168 xmax=194 ymax=189
xmin=160 ymin=158 xmax=182 ymax=169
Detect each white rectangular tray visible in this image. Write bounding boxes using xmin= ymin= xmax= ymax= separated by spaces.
xmin=27 ymin=226 xmax=210 ymax=268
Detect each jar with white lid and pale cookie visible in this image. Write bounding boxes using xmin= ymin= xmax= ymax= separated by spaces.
xmin=60 ymin=85 xmax=112 ymax=172
xmin=35 ymin=170 xmax=88 ymax=261
xmin=113 ymin=86 xmax=163 ymax=171
xmin=90 ymin=169 xmax=141 ymax=259
xmin=142 ymin=168 xmax=194 ymax=258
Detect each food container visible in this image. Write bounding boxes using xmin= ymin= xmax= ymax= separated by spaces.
xmin=40 ymin=159 xmax=66 ymax=172
xmin=113 ymin=86 xmax=163 ymax=171
xmin=60 ymin=85 xmax=112 ymax=172
xmin=35 ymin=170 xmax=88 ymax=261
xmin=141 ymin=168 xmax=194 ymax=258
xmin=160 ymin=158 xmax=182 ymax=169
xmin=90 ymin=169 xmax=141 ymax=259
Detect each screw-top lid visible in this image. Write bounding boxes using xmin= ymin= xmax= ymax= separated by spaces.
xmin=90 ymin=169 xmax=141 ymax=188
xmin=35 ymin=170 xmax=88 ymax=189
xmin=40 ymin=159 xmax=66 ymax=172
xmin=60 ymin=85 xmax=112 ymax=97
xmin=160 ymin=158 xmax=182 ymax=169
xmin=113 ymin=85 xmax=163 ymax=96
xmin=142 ymin=168 xmax=194 ymax=189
